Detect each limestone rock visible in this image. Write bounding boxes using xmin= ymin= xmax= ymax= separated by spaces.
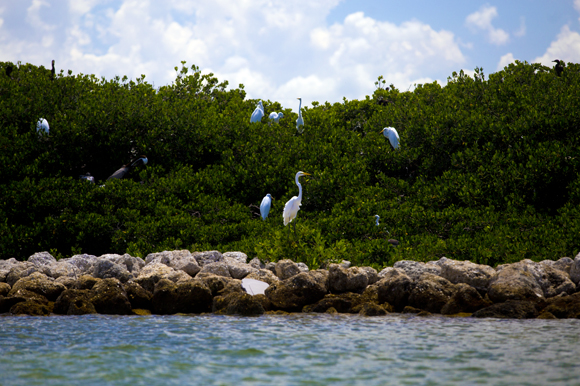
xmin=439 ymin=258 xmax=496 ymax=292
xmin=0 ymin=258 xmax=20 ymax=282
xmin=192 ymin=250 xmax=223 ymax=266
xmin=376 ymin=269 xmax=413 ymax=312
xmin=408 ymin=273 xmax=457 ymax=313
xmin=248 ymin=257 xmax=265 ymax=270
xmin=59 ymin=254 xmax=99 ymax=276
xmin=101 ymin=254 xmax=145 ymax=274
xmin=28 ymin=251 xmax=57 ymax=267
xmin=358 ymin=303 xmax=388 ymax=316
xmin=542 ymin=293 xmax=580 ymax=319
xmin=134 ymin=262 xmax=177 ymax=292
xmin=265 ymin=262 xmax=277 ymax=274
xmin=303 ymin=294 xmax=353 ymax=313
xmin=488 ymin=261 xmax=545 ymax=303
xmin=10 ymin=300 xmax=51 ymax=316
xmin=195 ymin=274 xmax=235 ymax=296
xmin=6 ymin=262 xmax=43 ymax=287
xmin=244 ymin=269 xmax=280 ymax=285
xmin=75 ymin=275 xmax=101 ymax=290
xmin=145 ymin=250 xmax=201 ymax=277
xmin=47 ymin=261 xmax=79 ymax=279
xmin=0 ymin=282 xmax=10 ymax=297
xmin=297 ymin=262 xmax=309 ymax=272
xmin=124 ymin=281 xmax=153 ymax=310
xmin=393 ymin=260 xmax=441 ymax=281
xmin=265 ymin=272 xmax=327 ymax=311
xmin=275 ymin=259 xmax=301 ymax=280
xmin=90 ymin=278 xmax=132 ymax=315
xmin=151 ymin=279 xmax=178 ymax=315
xmin=174 ymin=280 xmax=213 ymax=313
xmin=198 ymin=262 xmax=231 ymax=278
xmin=55 ymin=276 xmax=77 ymax=288
xmin=328 ymin=264 xmax=369 ymax=293
xmin=570 ymin=252 xmax=580 ymax=285
xmin=224 ymin=292 xmax=265 ymax=315
xmin=9 ymin=272 xmax=66 ymax=301
xmin=224 ymin=256 xmax=258 ymax=279
xmin=541 ymin=257 xmax=574 ymax=275
xmin=93 ymin=259 xmax=133 ymax=283
xmin=223 ymin=251 xmax=248 ymax=264
xmin=441 ymin=283 xmax=493 ymax=315
xmin=472 ymin=300 xmax=539 ymax=319
xmin=54 ymin=289 xmax=94 ymax=315
xmin=360 ymin=266 xmax=379 ymax=285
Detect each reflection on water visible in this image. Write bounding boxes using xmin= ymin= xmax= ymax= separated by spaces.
xmin=1 ymin=314 xmax=579 ymax=385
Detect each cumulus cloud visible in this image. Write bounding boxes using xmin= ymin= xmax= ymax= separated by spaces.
xmin=0 ymin=0 xmax=466 ymax=109
xmin=465 ymin=5 xmax=509 ymax=45
xmin=496 ymin=53 xmax=516 ymax=71
xmin=533 ymin=25 xmax=580 ymax=66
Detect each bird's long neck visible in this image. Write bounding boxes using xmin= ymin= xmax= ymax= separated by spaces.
xmin=296 ymin=175 xmax=303 ymax=202
xmin=298 ymin=99 xmax=302 ymax=118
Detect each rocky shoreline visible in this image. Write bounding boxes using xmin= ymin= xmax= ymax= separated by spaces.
xmin=1 ymin=250 xmax=580 ymax=319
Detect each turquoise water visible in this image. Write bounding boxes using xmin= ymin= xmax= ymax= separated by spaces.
xmin=1 ymin=314 xmax=579 ymax=386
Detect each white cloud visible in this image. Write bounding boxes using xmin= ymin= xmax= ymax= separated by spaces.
xmin=465 ymin=5 xmax=509 ymax=45
xmin=0 ymin=0 xmax=466 ymax=110
xmin=533 ymin=25 xmax=580 ymax=66
xmin=514 ymin=16 xmax=526 ymax=37
xmin=496 ymin=53 xmax=516 ymax=71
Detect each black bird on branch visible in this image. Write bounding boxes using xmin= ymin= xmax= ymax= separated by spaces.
xmin=50 ymin=60 xmax=55 ymax=80
xmin=5 ymin=64 xmax=13 ymax=78
xmin=107 ymin=156 xmax=148 ymax=180
xmin=553 ymin=59 xmax=564 ymax=77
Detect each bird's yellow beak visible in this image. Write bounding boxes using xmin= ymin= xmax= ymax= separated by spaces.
xmin=303 ymin=172 xmax=311 ymax=176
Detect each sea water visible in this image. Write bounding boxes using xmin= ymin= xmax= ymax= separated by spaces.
xmin=0 ymin=313 xmax=579 ymax=386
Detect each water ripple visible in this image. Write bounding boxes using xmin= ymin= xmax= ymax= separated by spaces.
xmin=1 ymin=314 xmax=579 ymax=385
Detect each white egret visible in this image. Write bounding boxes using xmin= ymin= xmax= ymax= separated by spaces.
xmin=375 ymin=215 xmax=380 ymax=226
xmin=260 ymin=193 xmax=273 ymax=220
xmin=107 ymin=156 xmax=148 ymax=180
xmin=380 ymin=127 xmax=400 ymax=149
xmin=250 ymin=101 xmax=264 ymax=123
xmin=36 ymin=118 xmax=49 ymax=135
xmin=80 ymin=173 xmax=95 ymax=183
xmin=296 ymin=98 xmax=304 ymax=132
xmin=283 ymin=171 xmax=310 ymax=235
xmin=268 ymin=112 xmax=284 ymax=124
xmin=241 ymin=278 xmax=270 ymax=295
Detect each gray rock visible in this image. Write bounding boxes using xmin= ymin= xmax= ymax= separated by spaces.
xmin=360 ymin=266 xmax=379 ymax=285
xmin=223 ymin=252 xmax=248 ymax=264
xmin=376 ymin=269 xmax=413 ymax=312
xmin=339 ymin=260 xmax=351 ymax=269
xmin=134 ymin=262 xmax=176 ymax=292
xmin=265 ymin=272 xmax=328 ymax=311
xmin=9 ymin=272 xmax=66 ymax=301
xmin=541 ymin=257 xmax=574 ymax=275
xmin=328 ymin=264 xmax=369 ymax=293
xmin=192 ymin=250 xmax=223 ymax=266
xmin=90 ymin=278 xmax=132 ymax=315
xmin=393 ymin=260 xmax=441 ymax=281
xmin=439 ymin=258 xmax=496 ymax=292
xmin=265 ymin=262 xmax=276 ymax=274
xmin=297 ymin=262 xmax=309 ymax=272
xmin=570 ymin=253 xmax=580 ymax=285
xmin=275 ymin=259 xmax=301 ymax=280
xmin=101 ymin=254 xmax=145 ymax=274
xmin=224 ymin=257 xmax=258 ymax=279
xmin=93 ymin=259 xmax=133 ymax=283
xmin=408 ymin=273 xmax=457 ymax=313
xmin=488 ymin=260 xmax=545 ymax=303
xmin=60 ymin=254 xmax=99 ymax=275
xmin=27 ymin=251 xmax=57 ymax=267
xmin=378 ymin=266 xmax=404 ymax=279
xmin=244 ymin=269 xmax=280 ymax=285
xmin=0 ymin=258 xmax=20 ymax=282
xmin=47 ymin=261 xmax=79 ymax=279
xmin=6 ymin=262 xmax=42 ymax=287
xmin=145 ymin=250 xmax=201 ymax=277
xmin=198 ymin=262 xmax=232 ymax=278
xmin=248 ymin=257 xmax=265 ymax=270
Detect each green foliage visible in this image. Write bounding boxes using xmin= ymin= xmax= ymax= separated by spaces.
xmin=1 ymin=59 xmax=580 ymax=267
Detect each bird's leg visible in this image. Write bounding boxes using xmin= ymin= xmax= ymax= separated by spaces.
xmin=292 ymin=221 xmax=299 ymax=244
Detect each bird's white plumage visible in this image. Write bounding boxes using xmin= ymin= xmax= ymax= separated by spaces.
xmin=296 ymin=98 xmax=304 ymax=131
xmin=283 ymin=171 xmax=310 ymax=226
xmin=260 ymin=193 xmax=272 ymax=220
xmin=375 ymin=215 xmax=380 ymax=226
xmin=250 ymin=101 xmax=264 ymax=123
xmin=381 ymin=127 xmax=400 ymax=149
xmin=241 ymin=278 xmax=270 ymax=295
xmin=36 ymin=118 xmax=49 ymax=134
xmin=269 ymin=112 xmax=284 ymax=123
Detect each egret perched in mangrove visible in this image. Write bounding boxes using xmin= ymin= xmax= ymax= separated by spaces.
xmin=250 ymin=101 xmax=264 ymax=123
xmin=260 ymin=194 xmax=273 ymax=220
xmin=296 ymin=98 xmax=304 ymax=132
xmin=283 ymin=171 xmax=310 ymax=236
xmin=107 ymin=156 xmax=148 ymax=180
xmin=553 ymin=59 xmax=564 ymax=77
xmin=375 ymin=215 xmax=380 ymax=226
xmin=380 ymin=127 xmax=399 ymax=149
xmin=36 ymin=118 xmax=49 ymax=135
xmin=268 ymin=112 xmax=284 ymax=124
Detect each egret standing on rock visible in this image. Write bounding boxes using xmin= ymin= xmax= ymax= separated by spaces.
xmin=250 ymin=101 xmax=264 ymax=123
xmin=296 ymin=98 xmax=304 ymax=133
xmin=283 ymin=171 xmax=310 ymax=236
xmin=268 ymin=112 xmax=284 ymax=124
xmin=260 ymin=194 xmax=273 ymax=220
xmin=107 ymin=156 xmax=148 ymax=180
xmin=381 ymin=127 xmax=400 ymax=149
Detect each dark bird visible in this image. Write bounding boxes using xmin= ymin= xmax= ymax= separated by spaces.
xmin=50 ymin=60 xmax=55 ymax=80
xmin=553 ymin=59 xmax=564 ymax=77
xmin=5 ymin=65 xmax=13 ymax=77
xmin=107 ymin=156 xmax=148 ymax=180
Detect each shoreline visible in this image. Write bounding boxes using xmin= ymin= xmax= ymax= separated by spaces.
xmin=1 ymin=250 xmax=579 ymax=319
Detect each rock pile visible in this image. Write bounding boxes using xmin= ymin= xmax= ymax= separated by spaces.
xmin=1 ymin=250 xmax=579 ymax=319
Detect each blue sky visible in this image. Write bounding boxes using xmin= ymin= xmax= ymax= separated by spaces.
xmin=1 ymin=0 xmax=580 ymax=110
